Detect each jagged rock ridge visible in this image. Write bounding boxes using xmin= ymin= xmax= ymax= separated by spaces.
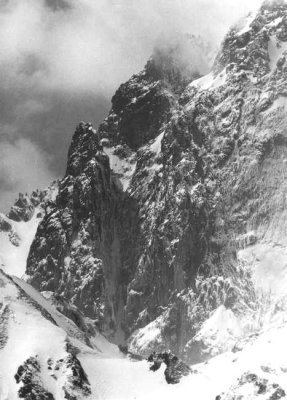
xmin=25 ymin=0 xmax=287 ymax=364
xmin=26 ymin=122 xmax=138 ymax=341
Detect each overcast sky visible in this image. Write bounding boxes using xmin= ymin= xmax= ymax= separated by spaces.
xmin=0 ymin=0 xmax=263 ymax=212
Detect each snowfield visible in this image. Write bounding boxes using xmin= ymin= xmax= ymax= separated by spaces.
xmin=1 ymin=142 xmax=287 ymax=400
xmin=188 ymin=68 xmax=227 ymax=91
xmin=1 ymin=266 xmax=287 ymax=400
xmin=1 ymin=213 xmax=286 ymax=400
xmin=1 ymin=189 xmax=286 ymax=400
xmin=0 ymin=271 xmax=67 ymax=400
xmin=0 ymin=211 xmax=41 ymax=277
xmin=1 ymin=212 xmax=287 ymax=400
xmin=103 ymin=146 xmax=137 ymax=191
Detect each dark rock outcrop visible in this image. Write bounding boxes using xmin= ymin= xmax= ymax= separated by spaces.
xmin=98 ymin=36 xmax=207 ymax=150
xmin=8 ymin=190 xmax=48 ymax=222
xmin=14 ymin=353 xmax=91 ymax=400
xmin=0 ymin=301 xmax=10 ymax=349
xmin=217 ymin=371 xmax=286 ymax=400
xmin=55 ymin=354 xmax=91 ymax=399
xmin=148 ymin=351 xmax=191 ymax=384
xmin=26 ymin=122 xmax=138 ymax=338
xmin=15 ymin=356 xmax=55 ymax=400
xmin=0 ymin=214 xmax=20 ymax=246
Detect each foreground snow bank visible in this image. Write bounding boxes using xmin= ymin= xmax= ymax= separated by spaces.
xmin=1 ymin=266 xmax=287 ymax=400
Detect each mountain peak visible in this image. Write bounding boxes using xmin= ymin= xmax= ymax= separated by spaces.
xmin=144 ymin=34 xmax=213 ymax=93
xmin=3 ymin=3 xmax=287 ymax=399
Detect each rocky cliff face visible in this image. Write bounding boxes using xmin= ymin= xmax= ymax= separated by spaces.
xmin=25 ymin=0 xmax=287 ymax=363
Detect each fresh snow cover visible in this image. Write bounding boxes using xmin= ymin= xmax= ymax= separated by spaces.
xmin=192 ymin=323 xmax=287 ymax=400
xmin=0 ymin=211 xmax=41 ymax=277
xmin=48 ymin=184 xmax=59 ymax=202
xmin=150 ymin=131 xmax=164 ymax=156
xmin=238 ymin=242 xmax=287 ymax=331
xmin=0 ymin=271 xmax=67 ymax=400
xmin=267 ymin=95 xmax=287 ymax=113
xmin=189 ymin=68 xmax=227 ymax=91
xmin=193 ymin=306 xmax=243 ymax=357
xmin=79 ymin=319 xmax=287 ymax=400
xmin=238 ymin=243 xmax=287 ymax=297
xmin=2 ymin=238 xmax=287 ymax=399
xmin=268 ymin=16 xmax=283 ymax=29
xmin=0 ymin=183 xmax=58 ymax=278
xmin=2 ymin=266 xmax=287 ymax=400
xmin=268 ymin=35 xmax=287 ymax=71
xmin=104 ymin=146 xmax=136 ymax=191
xmin=12 ymin=271 xmax=121 ymax=355
xmin=79 ymin=356 xmax=169 ymax=400
xmin=235 ymin=12 xmax=256 ymax=36
xmin=128 ymin=314 xmax=164 ymax=355
xmin=0 ymin=269 xmax=122 ymax=399
xmin=147 ymin=163 xmax=163 ymax=173
xmin=11 ymin=275 xmax=94 ymax=346
xmin=135 ymin=132 xmax=165 ymax=176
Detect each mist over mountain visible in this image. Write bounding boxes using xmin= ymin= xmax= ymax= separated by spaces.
xmin=0 ymin=0 xmax=262 ymax=212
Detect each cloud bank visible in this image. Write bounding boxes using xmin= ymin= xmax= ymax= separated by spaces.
xmin=0 ymin=138 xmax=53 ymax=208
xmin=0 ymin=0 xmax=263 ymax=94
xmin=0 ymin=0 xmax=263 ymax=211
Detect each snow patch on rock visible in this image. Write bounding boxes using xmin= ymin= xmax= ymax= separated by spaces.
xmin=192 ymin=306 xmax=243 ymax=357
xmin=189 ymin=68 xmax=227 ymax=91
xmin=104 ymin=146 xmax=136 ymax=191
xmin=236 ymin=12 xmax=256 ymax=36
xmin=150 ymin=131 xmax=165 ymax=156
xmin=128 ymin=314 xmax=165 ymax=356
xmin=0 ymin=212 xmax=41 ymax=277
xmin=268 ymin=35 xmax=287 ymax=71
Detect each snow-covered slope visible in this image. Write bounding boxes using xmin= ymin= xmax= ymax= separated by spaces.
xmin=0 ymin=271 xmax=68 ymax=400
xmin=1 ymin=267 xmax=287 ymax=400
xmin=0 ymin=184 xmax=58 ymax=278
xmin=0 ymin=269 xmax=121 ymax=399
xmin=0 ymin=212 xmax=41 ymax=277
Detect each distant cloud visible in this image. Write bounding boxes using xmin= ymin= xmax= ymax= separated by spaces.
xmin=0 ymin=138 xmax=54 ymax=212
xmin=0 ymin=0 xmax=263 ymax=95
xmin=0 ymin=0 xmax=263 ymax=211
